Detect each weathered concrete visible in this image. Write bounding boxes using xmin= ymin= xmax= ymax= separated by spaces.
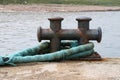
xmin=0 ymin=58 xmax=120 ymax=80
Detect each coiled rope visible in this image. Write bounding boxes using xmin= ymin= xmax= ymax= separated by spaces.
xmin=0 ymin=41 xmax=94 ymax=66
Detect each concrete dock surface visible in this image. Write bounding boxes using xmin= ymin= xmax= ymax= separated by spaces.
xmin=0 ymin=58 xmax=120 ymax=80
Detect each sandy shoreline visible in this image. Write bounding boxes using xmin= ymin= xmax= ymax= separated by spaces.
xmin=0 ymin=4 xmax=120 ymax=12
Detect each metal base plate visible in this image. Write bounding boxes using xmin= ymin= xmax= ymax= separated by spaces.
xmin=79 ymin=52 xmax=102 ymax=61
xmin=70 ymin=52 xmax=102 ymax=61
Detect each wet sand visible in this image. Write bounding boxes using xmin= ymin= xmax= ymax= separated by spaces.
xmin=0 ymin=4 xmax=120 ymax=12
xmin=0 ymin=58 xmax=120 ymax=80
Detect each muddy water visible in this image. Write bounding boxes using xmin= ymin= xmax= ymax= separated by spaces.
xmin=0 ymin=11 xmax=120 ymax=57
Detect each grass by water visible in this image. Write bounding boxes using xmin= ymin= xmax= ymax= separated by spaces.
xmin=0 ymin=0 xmax=120 ymax=6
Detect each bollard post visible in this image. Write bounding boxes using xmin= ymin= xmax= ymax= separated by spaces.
xmin=48 ymin=17 xmax=63 ymax=52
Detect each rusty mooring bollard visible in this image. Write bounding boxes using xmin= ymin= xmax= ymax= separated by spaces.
xmin=37 ymin=17 xmax=102 ymax=52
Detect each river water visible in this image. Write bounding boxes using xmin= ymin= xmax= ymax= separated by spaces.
xmin=0 ymin=11 xmax=120 ymax=58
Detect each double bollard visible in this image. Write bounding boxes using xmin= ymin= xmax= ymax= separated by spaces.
xmin=37 ymin=17 xmax=102 ymax=52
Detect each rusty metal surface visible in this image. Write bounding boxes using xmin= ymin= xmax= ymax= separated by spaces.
xmin=48 ymin=17 xmax=63 ymax=32
xmin=76 ymin=17 xmax=91 ymax=30
xmin=78 ymin=52 xmax=102 ymax=61
xmin=37 ymin=17 xmax=102 ymax=52
xmin=67 ymin=52 xmax=102 ymax=61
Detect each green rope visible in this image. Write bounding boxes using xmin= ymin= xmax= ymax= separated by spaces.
xmin=0 ymin=41 xmax=94 ymax=66
xmin=0 ymin=56 xmax=4 ymax=65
